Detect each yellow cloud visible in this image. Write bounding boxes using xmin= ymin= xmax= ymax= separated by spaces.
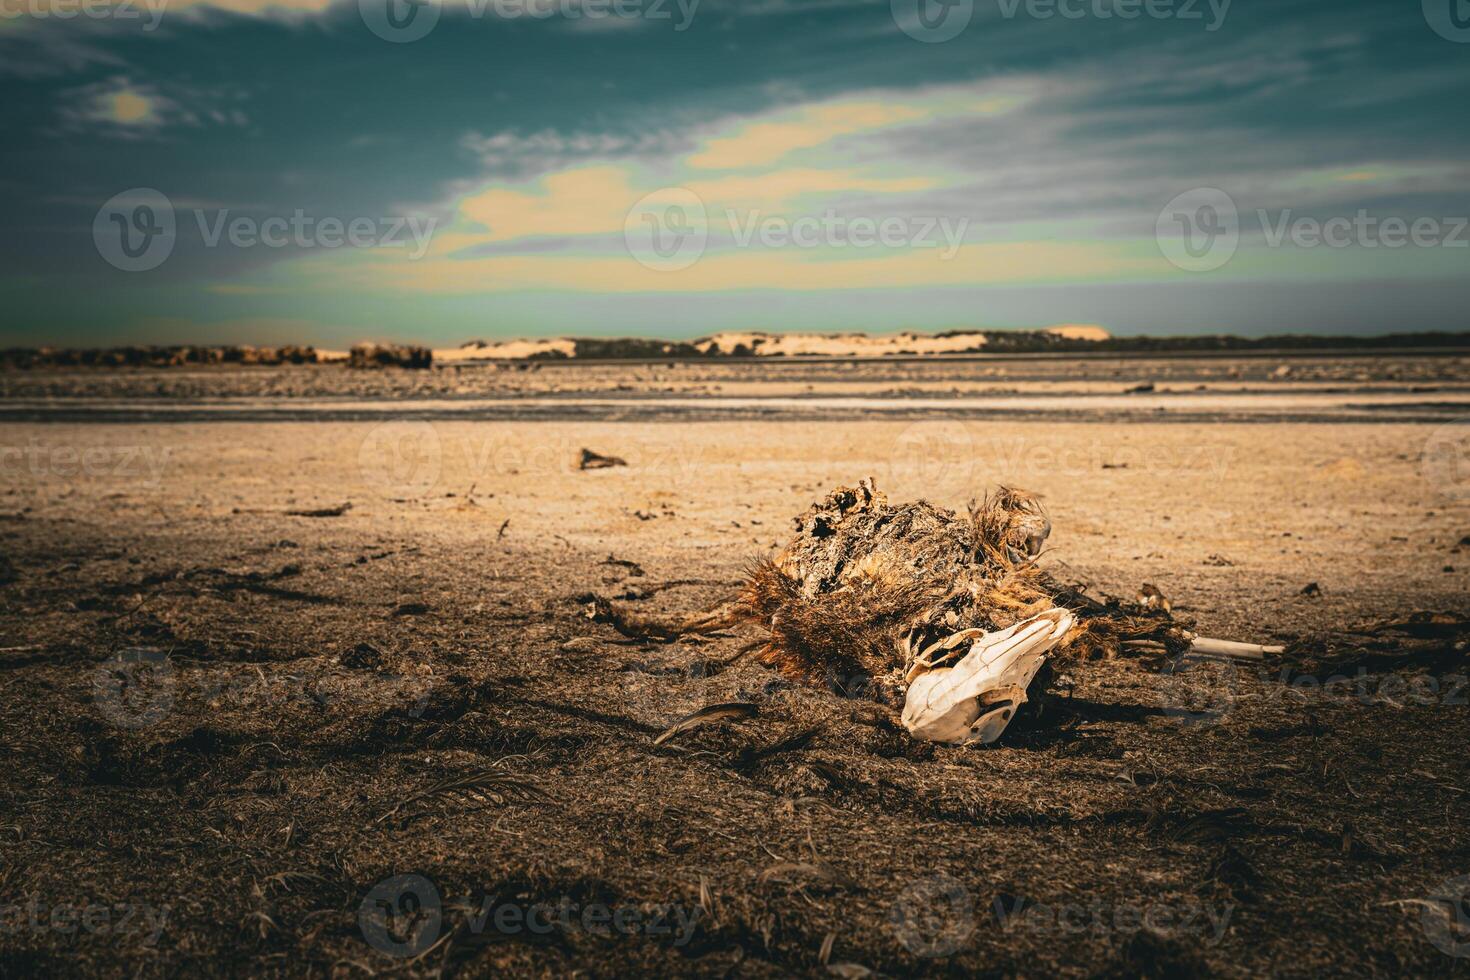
xmin=688 ymin=101 xmax=928 ymax=170
xmin=685 ymin=83 xmax=1036 ymax=171
xmin=445 ymin=162 xmax=938 ymax=251
xmin=431 ymin=78 xmax=1043 ymax=254
xmin=687 ymin=169 xmax=936 ymax=210
xmin=246 ymin=77 xmax=1065 ymax=299
xmin=459 ymin=165 xmax=638 ymax=242
xmin=108 ymin=89 xmax=156 ymax=124
xmin=335 ymin=239 xmax=1154 ymax=294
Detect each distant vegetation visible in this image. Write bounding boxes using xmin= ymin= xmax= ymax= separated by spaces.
xmin=4 ymin=330 xmax=1468 ymax=369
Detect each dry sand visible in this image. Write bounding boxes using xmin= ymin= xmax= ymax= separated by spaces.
xmin=2 ymin=354 xmax=1469 ymax=976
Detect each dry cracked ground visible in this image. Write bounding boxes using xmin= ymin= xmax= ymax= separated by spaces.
xmin=2 ymin=356 xmax=1470 ymax=977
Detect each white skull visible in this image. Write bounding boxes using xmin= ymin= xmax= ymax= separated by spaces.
xmin=901 ymin=608 xmax=1075 ymax=745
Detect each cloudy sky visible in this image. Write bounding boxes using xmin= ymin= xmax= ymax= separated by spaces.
xmin=2 ymin=0 xmax=1468 ymax=346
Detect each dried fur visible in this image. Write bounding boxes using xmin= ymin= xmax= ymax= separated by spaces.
xmin=587 ymin=479 xmax=1191 ymax=697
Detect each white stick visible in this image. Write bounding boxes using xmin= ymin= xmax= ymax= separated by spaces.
xmin=1187 ymin=636 xmax=1284 ymax=661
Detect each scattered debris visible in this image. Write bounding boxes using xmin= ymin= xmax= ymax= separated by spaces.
xmin=285 ymin=502 xmax=352 ymax=518
xmin=585 ymin=593 xmax=741 ymax=642
xmin=653 ymin=702 xmax=759 ymax=745
xmin=375 ymin=763 xmax=546 ymax=826
xmin=600 ymin=556 xmax=645 ymax=577
xmin=579 ymin=448 xmax=627 ymax=470
xmin=1136 ymin=583 xmax=1171 ymax=612
xmin=340 ymin=641 xmax=384 ymax=669
xmin=758 ymin=859 xmax=856 ymax=889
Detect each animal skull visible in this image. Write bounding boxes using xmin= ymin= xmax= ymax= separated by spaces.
xmin=901 ymin=607 xmax=1075 ymax=745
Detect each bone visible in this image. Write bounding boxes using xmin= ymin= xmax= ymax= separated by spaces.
xmin=901 ymin=608 xmax=1075 ymax=745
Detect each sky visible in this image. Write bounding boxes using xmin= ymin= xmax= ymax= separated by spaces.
xmin=1 ymin=0 xmax=1468 ymax=347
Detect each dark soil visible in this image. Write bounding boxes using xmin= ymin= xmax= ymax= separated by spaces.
xmin=2 ymin=503 xmax=1468 ymax=977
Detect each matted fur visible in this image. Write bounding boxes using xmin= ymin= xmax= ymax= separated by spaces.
xmin=734 ymin=480 xmax=1073 ymax=695
xmin=587 ymin=479 xmax=1191 ymax=698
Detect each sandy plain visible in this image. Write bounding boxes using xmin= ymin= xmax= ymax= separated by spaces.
xmin=1 ymin=353 xmax=1469 ymax=976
